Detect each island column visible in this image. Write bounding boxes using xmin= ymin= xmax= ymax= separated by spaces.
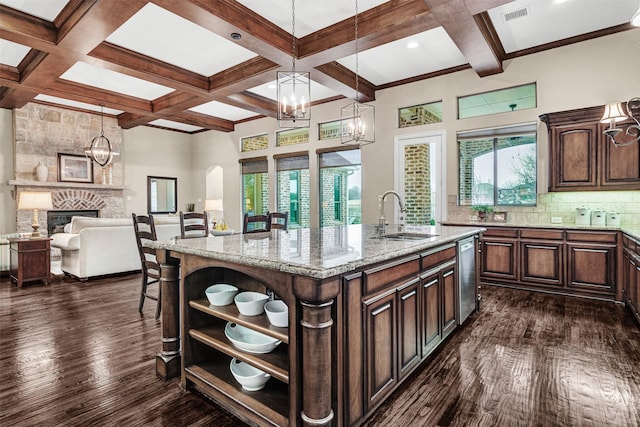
xmin=155 ymin=249 xmax=181 ymax=380
xmin=294 ymin=276 xmax=340 ymax=427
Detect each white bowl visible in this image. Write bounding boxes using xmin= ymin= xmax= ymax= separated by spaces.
xmin=264 ymin=300 xmax=289 ymax=328
xmin=234 ymin=291 xmax=269 ymax=316
xmin=210 ymin=229 xmax=234 ymax=236
xmin=224 ymin=322 xmax=281 ymax=354
xmin=229 ymin=358 xmax=271 ymax=391
xmin=205 ymin=284 xmax=238 ymax=306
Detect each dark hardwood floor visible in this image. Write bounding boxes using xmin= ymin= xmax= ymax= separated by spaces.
xmin=1 ymin=273 xmax=639 ymax=426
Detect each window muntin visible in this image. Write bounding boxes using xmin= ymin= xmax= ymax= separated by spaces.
xmin=458 ymin=124 xmax=537 ymax=206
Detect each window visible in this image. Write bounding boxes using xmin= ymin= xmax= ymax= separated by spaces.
xmin=458 ymin=83 xmax=536 ymax=119
xmin=275 ymin=153 xmax=309 ymax=228
xmin=318 ymin=148 xmax=361 ymax=227
xmin=240 ymin=157 xmax=268 ymax=216
xmin=458 ymin=123 xmax=537 ymax=206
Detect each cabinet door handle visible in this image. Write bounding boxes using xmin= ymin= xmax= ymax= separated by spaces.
xmin=443 ymin=271 xmax=454 ymax=278
xmin=401 ymin=290 xmax=417 ymax=300
xmin=371 ymin=303 xmax=392 ymax=316
xmin=424 ymin=279 xmax=438 ymax=288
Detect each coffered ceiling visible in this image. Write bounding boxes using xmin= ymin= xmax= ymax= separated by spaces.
xmin=0 ymin=0 xmax=638 ymax=133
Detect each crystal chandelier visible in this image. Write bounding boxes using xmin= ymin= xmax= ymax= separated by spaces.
xmin=277 ymin=0 xmax=310 ymax=128
xmin=341 ymin=0 xmax=375 ymax=146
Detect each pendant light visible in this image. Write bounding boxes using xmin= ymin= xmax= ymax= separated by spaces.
xmin=341 ymin=0 xmax=375 ymax=146
xmin=85 ymin=104 xmax=117 ymax=167
xmin=277 ymin=0 xmax=310 ymax=128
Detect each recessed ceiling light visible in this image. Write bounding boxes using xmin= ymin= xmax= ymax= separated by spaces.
xmin=230 ymin=32 xmax=241 ymax=40
xmin=407 ymin=41 xmax=419 ymax=49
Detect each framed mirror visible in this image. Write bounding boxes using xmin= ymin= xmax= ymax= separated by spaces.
xmin=148 ymin=176 xmax=177 ymax=214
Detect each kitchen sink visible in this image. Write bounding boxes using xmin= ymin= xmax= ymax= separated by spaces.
xmin=374 ymin=232 xmax=439 ymax=240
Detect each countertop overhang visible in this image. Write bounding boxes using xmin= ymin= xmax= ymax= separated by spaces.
xmin=149 ymin=224 xmax=484 ymax=280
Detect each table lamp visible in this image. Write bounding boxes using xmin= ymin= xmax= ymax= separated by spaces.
xmin=18 ymin=191 xmax=53 ymax=237
xmin=204 ymin=199 xmax=224 ymax=227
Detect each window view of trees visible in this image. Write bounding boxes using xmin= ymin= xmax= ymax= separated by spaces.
xmin=458 ymin=125 xmax=537 ymax=206
xmin=319 ymin=149 xmax=361 ymax=227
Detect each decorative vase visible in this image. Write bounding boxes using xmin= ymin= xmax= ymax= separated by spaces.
xmin=35 ymin=161 xmax=48 ymax=182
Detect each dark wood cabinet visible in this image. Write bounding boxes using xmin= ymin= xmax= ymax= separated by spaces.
xmin=420 ymin=271 xmax=441 ymax=357
xmin=622 ymin=234 xmax=640 ymax=324
xmin=540 ymin=105 xmax=640 ymax=191
xmin=479 ymin=228 xmax=518 ymax=282
xmin=364 ymin=291 xmax=397 ymax=410
xmin=9 ymin=237 xmax=51 ymax=288
xmin=480 ymin=227 xmax=619 ymax=300
xmin=397 ymin=279 xmax=420 ymax=379
xmin=442 ymin=265 xmax=457 ymax=338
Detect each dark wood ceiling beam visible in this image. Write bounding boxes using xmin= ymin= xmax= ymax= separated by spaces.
xmin=423 ymin=0 xmax=503 ymax=76
xmin=208 ymin=57 xmax=279 ymax=95
xmin=0 ymin=64 xmax=19 ymax=82
xmin=0 ymin=86 xmax=39 ymax=108
xmin=117 ymin=112 xmax=152 ymax=129
xmin=154 ymin=0 xmax=294 ymax=65
xmin=298 ymin=0 xmax=435 ymax=65
xmin=314 ymin=62 xmax=376 ymax=103
xmin=163 ymin=111 xmax=235 ymax=132
xmin=0 ymin=5 xmax=57 ymax=47
xmin=47 ymin=80 xmax=153 ymax=113
xmin=224 ymin=92 xmax=277 ymax=118
xmin=88 ymin=42 xmax=210 ymax=91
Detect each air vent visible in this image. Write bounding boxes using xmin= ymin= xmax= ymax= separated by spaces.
xmin=503 ymin=7 xmax=529 ymax=22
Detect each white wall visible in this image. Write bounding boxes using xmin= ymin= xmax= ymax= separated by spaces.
xmin=0 ymin=108 xmax=15 ymax=233
xmin=191 ymin=28 xmax=640 ymax=227
xmin=122 ymin=126 xmax=195 ymax=217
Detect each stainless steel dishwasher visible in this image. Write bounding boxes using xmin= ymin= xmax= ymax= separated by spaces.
xmin=458 ymin=236 xmax=477 ymax=324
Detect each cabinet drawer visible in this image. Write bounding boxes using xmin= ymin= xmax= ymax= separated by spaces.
xmin=364 ymin=256 xmax=420 ymax=295
xmin=566 ymin=231 xmax=617 ymax=243
xmin=420 ymin=246 xmax=456 ymax=271
xmin=520 ymin=229 xmax=564 ymax=240
xmin=482 ymin=228 xmax=518 ymax=238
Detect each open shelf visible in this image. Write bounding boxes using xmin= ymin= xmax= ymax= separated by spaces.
xmin=189 ymin=327 xmax=289 ymax=383
xmin=190 ymin=299 xmax=289 ymax=343
xmin=186 ymin=360 xmax=289 ymax=427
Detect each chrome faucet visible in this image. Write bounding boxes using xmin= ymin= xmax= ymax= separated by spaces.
xmin=378 ymin=190 xmax=406 ymax=234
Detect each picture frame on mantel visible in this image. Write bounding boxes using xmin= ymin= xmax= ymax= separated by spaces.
xmin=58 ymin=153 xmax=93 ymax=183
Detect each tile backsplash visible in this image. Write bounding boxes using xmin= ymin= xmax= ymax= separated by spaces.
xmin=447 ymin=191 xmax=640 ymax=226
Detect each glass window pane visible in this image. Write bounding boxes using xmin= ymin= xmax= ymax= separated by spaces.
xmin=496 ymin=135 xmax=537 ymax=205
xmin=319 ymin=149 xmax=361 ymax=227
xmin=458 ymin=83 xmax=536 ymax=119
xmin=458 ymin=138 xmax=495 ymax=205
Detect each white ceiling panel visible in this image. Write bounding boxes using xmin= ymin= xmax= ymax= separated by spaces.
xmin=105 ymin=3 xmax=257 ymax=77
xmin=60 ymin=62 xmax=175 ymax=100
xmin=34 ymin=94 xmax=124 ymax=115
xmin=0 ymin=39 xmax=30 ymax=67
xmin=0 ymin=0 xmax=69 ymax=21
xmin=248 ymin=79 xmax=339 ymax=102
xmin=149 ymin=119 xmax=204 ymax=132
xmin=337 ymin=27 xmax=467 ymax=86
xmin=236 ymin=0 xmax=390 ymax=37
xmin=489 ymin=0 xmax=640 ymax=53
xmin=189 ymin=101 xmax=259 ymax=121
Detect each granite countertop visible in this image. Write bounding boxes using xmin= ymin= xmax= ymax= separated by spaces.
xmin=442 ymin=221 xmax=640 ymax=242
xmin=149 ymin=224 xmax=484 ymax=279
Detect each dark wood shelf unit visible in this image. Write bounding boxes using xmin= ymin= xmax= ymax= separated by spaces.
xmin=9 ymin=237 xmax=51 ymax=288
xmin=189 ymin=299 xmax=289 ymax=343
xmin=188 ymin=327 xmax=289 ymax=383
xmin=185 ymin=361 xmax=290 ymax=427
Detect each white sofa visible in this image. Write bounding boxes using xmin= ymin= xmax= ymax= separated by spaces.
xmin=50 ymin=216 xmax=181 ymax=281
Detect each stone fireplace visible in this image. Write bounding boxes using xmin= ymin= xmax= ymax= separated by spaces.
xmin=10 ymin=102 xmax=125 ymax=234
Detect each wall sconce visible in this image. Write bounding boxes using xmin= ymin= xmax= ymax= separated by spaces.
xmin=600 ymin=97 xmax=640 ymax=147
xmin=18 ymin=191 xmax=53 ymax=237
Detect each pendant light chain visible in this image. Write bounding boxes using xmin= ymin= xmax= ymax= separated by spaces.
xmin=100 ymin=104 xmax=105 ymax=136
xmin=354 ymin=0 xmax=359 ymax=101
xmin=291 ymin=0 xmax=296 ymax=73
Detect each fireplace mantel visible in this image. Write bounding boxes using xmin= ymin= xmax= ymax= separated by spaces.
xmin=8 ymin=180 xmax=127 ymax=190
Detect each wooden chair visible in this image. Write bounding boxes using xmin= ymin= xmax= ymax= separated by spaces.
xmin=243 ymin=213 xmax=270 ymax=234
xmin=131 ymin=213 xmax=161 ymax=320
xmin=180 ymin=211 xmax=209 ymax=238
xmin=268 ymin=211 xmax=288 ymax=230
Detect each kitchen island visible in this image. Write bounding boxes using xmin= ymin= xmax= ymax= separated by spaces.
xmin=151 ymin=224 xmax=483 ymax=426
